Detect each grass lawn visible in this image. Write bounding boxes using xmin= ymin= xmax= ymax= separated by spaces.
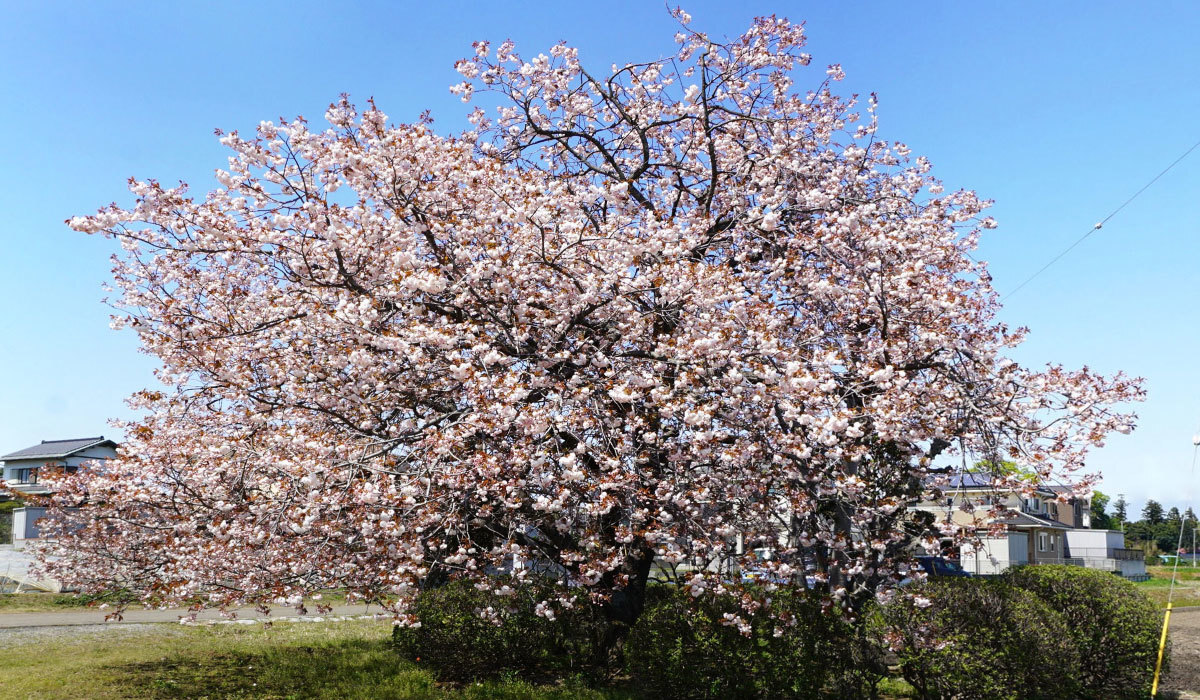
xmin=1135 ymin=567 xmax=1200 ymax=608
xmin=0 ymin=618 xmax=919 ymax=699
xmin=0 ymin=619 xmax=637 ymax=700
xmin=1147 ymin=565 xmax=1200 ymax=582
xmin=0 ymin=592 xmax=98 ymax=613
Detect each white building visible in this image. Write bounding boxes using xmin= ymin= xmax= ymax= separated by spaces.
xmin=915 ymin=473 xmax=1147 ymax=579
xmin=1 ymin=436 xmax=117 ymax=546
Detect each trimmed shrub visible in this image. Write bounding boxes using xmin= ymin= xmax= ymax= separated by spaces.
xmin=1004 ymin=565 xmax=1165 ymax=699
xmin=624 ymin=584 xmax=864 ymax=700
xmin=819 ymin=609 xmax=893 ymax=700
xmin=391 ymin=577 xmax=607 ymax=682
xmin=880 ymin=578 xmax=1079 ymax=700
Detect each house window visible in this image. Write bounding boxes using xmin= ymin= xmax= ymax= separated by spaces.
xmin=1038 ymin=533 xmax=1048 ymax=552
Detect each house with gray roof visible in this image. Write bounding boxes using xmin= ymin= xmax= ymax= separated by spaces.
xmin=912 ymin=474 xmax=1146 ymax=579
xmin=1 ymin=436 xmax=117 ymax=548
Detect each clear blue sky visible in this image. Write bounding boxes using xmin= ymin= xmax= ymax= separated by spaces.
xmin=2 ymin=1 xmax=1198 ymax=517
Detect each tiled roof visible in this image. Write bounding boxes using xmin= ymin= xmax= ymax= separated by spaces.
xmin=1044 ymin=484 xmax=1087 ymax=496
xmin=932 ymin=472 xmax=1059 ymax=496
xmin=0 ymin=437 xmax=116 ymax=461
xmin=940 ymin=473 xmax=995 ymax=489
xmin=1003 ymin=512 xmax=1073 ymax=530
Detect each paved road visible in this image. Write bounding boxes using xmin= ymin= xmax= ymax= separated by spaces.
xmin=0 ymin=603 xmax=386 ymax=629
xmin=1162 ymin=605 xmax=1200 ymax=697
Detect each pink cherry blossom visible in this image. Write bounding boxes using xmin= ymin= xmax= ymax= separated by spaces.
xmin=40 ymin=15 xmax=1141 ymax=632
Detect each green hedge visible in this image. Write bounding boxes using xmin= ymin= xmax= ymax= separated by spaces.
xmin=1004 ymin=565 xmax=1165 ymax=699
xmin=0 ymin=499 xmax=21 ymax=545
xmin=880 ymin=578 xmax=1080 ymax=700
xmin=391 ymin=578 xmax=607 ymax=682
xmin=625 ymin=584 xmax=873 ymax=699
xmin=394 ymin=570 xmax=1167 ymax=700
xmin=395 ymin=579 xmax=875 ymax=698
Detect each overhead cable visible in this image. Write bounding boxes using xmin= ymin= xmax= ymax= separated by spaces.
xmin=1003 ymin=137 xmax=1200 ymax=300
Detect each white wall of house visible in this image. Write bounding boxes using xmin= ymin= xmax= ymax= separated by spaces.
xmin=960 ymin=538 xmax=1000 ymax=575
xmin=68 ymin=445 xmax=118 ymax=464
xmin=1063 ymin=528 xmax=1124 ymax=558
xmin=961 ymin=533 xmax=1025 ymax=575
xmin=2 ymin=461 xmax=34 ymax=482
xmin=1063 ymin=528 xmax=1147 ymax=578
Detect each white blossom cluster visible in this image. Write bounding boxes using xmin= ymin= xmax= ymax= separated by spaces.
xmin=42 ymin=14 xmax=1140 ymax=627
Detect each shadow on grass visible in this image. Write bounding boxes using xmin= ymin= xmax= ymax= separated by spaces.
xmin=112 ymin=638 xmax=438 ymax=700
xmin=108 ymin=636 xmax=636 ymax=700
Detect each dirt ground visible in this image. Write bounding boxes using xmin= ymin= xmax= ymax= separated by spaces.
xmin=1160 ymin=607 xmax=1200 ymax=697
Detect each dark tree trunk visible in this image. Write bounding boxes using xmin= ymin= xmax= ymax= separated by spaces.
xmin=595 ymin=546 xmax=656 ymax=668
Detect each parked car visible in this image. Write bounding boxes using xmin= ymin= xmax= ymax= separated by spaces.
xmin=914 ymin=555 xmax=972 ymax=578
xmin=739 ymin=568 xmax=819 ymax=588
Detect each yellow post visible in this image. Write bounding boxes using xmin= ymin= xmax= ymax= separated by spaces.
xmin=1151 ymin=602 xmax=1172 ymax=697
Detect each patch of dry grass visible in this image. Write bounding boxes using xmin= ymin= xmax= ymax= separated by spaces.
xmin=1136 ymin=568 xmax=1200 ymax=608
xmin=0 ymin=592 xmax=96 ymax=613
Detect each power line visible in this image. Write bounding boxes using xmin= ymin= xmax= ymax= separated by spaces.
xmin=1003 ymin=137 xmax=1200 ymax=301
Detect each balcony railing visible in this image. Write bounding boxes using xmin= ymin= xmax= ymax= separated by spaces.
xmin=1030 ymin=557 xmax=1135 ymax=571
xmin=3 ymin=478 xmax=52 ymax=494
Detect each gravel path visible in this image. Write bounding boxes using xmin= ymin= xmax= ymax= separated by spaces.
xmin=1161 ymin=606 xmax=1200 ymax=697
xmin=0 ymin=603 xmax=387 ymax=644
xmin=0 ymin=622 xmax=181 ymax=646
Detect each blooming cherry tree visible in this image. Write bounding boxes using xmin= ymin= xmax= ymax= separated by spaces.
xmin=46 ymin=13 xmax=1140 ymax=630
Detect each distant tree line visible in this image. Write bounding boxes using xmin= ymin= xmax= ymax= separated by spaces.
xmin=1091 ymin=491 xmax=1199 ymax=556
